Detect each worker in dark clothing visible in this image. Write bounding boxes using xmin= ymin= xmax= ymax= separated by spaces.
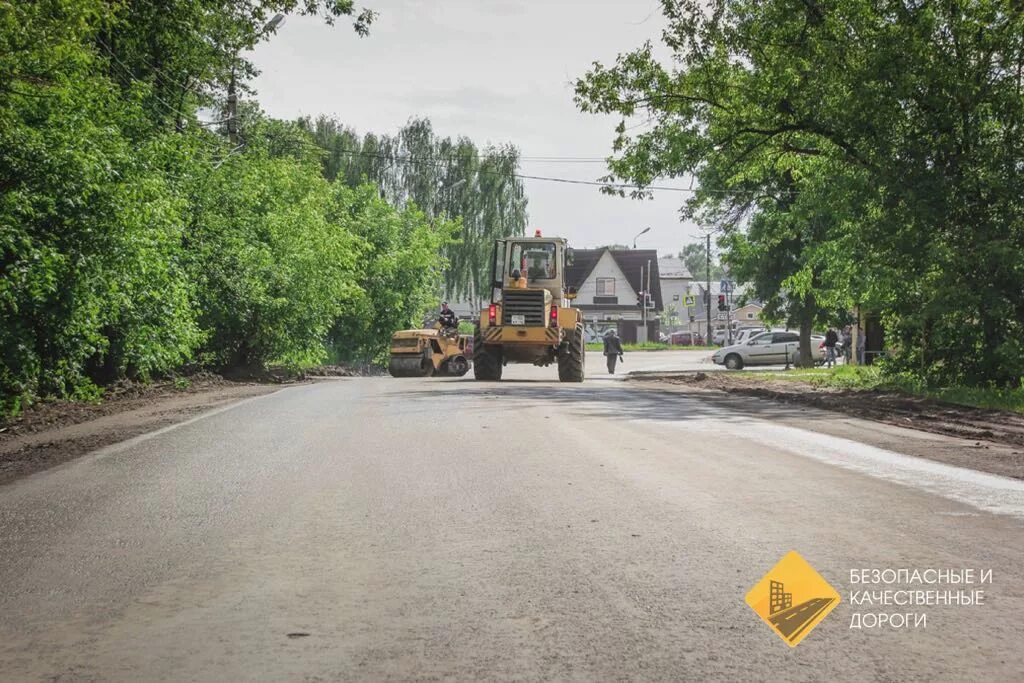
xmin=824 ymin=328 xmax=839 ymax=368
xmin=438 ymin=302 xmax=458 ymax=335
xmin=603 ymin=329 xmax=624 ymax=374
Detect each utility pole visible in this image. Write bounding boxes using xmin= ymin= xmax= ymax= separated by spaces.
xmin=226 ymin=69 xmax=238 ymax=145
xmin=225 ymin=15 xmax=283 ymax=148
xmin=646 ymin=258 xmax=651 ymax=342
xmin=639 ymin=264 xmax=647 ymax=343
xmin=706 ymin=233 xmax=712 ymax=345
xmin=726 ymin=289 xmax=732 ymax=344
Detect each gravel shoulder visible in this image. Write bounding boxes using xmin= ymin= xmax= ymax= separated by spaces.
xmin=628 ymin=371 xmax=1024 ymax=480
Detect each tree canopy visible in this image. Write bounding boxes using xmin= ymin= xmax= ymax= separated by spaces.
xmin=680 ymin=242 xmax=725 ymax=282
xmin=0 ymin=1 xmax=505 ymax=415
xmin=575 ymin=0 xmax=1024 ymax=384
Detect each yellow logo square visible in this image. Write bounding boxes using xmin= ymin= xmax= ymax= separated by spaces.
xmin=745 ymin=550 xmax=841 ymax=647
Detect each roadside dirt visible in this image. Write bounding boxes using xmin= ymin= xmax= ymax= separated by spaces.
xmin=0 ymin=362 xmax=387 ymax=487
xmin=0 ymin=375 xmax=286 ymax=486
xmin=629 ymin=371 xmax=1024 ymax=479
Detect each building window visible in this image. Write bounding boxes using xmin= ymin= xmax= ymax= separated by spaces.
xmin=747 ymin=312 xmax=754 ymax=319
xmin=596 ymin=278 xmax=615 ymax=296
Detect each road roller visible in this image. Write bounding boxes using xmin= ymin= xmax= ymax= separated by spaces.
xmin=387 ymin=329 xmax=472 ymax=378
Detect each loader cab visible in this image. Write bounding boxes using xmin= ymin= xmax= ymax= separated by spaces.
xmin=490 ymin=234 xmax=571 ymax=304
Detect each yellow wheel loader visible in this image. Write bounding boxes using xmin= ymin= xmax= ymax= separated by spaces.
xmin=473 ymin=231 xmax=585 ymax=382
xmin=387 ymin=328 xmax=472 ymax=378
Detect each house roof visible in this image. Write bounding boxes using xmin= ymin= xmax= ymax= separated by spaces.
xmin=658 ymin=257 xmax=692 ymax=279
xmin=564 ymin=250 xmax=603 ymax=290
xmin=565 ymin=248 xmax=664 ymax=311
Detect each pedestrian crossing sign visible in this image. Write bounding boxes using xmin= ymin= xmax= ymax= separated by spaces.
xmin=745 ymin=551 xmax=841 ymax=647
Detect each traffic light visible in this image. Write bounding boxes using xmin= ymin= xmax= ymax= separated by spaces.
xmin=637 ymin=290 xmax=645 ymax=308
xmin=717 ymin=294 xmax=727 ymax=311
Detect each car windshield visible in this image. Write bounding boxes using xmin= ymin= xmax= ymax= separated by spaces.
xmin=509 ymin=242 xmax=556 ymax=281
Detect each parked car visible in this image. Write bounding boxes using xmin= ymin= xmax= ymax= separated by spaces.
xmin=712 ymin=331 xmax=825 ymax=369
xmin=669 ymin=331 xmax=704 ymax=346
xmin=733 ymin=327 xmax=767 ymax=346
xmin=711 ymin=328 xmax=728 ymax=345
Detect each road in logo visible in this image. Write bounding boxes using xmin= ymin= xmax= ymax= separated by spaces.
xmin=745 ymin=551 xmax=841 ymax=647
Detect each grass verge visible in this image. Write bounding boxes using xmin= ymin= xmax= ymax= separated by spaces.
xmin=585 ymin=342 xmax=716 ymax=352
xmin=732 ymin=365 xmax=1024 ymax=414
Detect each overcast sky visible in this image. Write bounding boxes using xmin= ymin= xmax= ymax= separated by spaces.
xmin=250 ymin=0 xmax=703 ymax=256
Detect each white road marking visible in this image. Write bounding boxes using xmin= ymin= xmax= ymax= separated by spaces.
xmin=658 ymin=417 xmax=1024 ymax=520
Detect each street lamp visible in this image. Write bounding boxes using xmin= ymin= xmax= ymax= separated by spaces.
xmin=633 ymin=227 xmax=651 ymax=249
xmin=262 ymin=14 xmax=286 ymax=34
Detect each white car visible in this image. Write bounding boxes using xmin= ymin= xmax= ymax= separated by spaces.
xmin=712 ymin=331 xmax=824 ymax=369
xmin=732 ymin=327 xmax=767 ymax=346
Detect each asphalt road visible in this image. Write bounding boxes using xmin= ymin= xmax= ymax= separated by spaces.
xmin=769 ymin=598 xmax=835 ymax=641
xmin=2 ymin=351 xmax=1024 ymax=681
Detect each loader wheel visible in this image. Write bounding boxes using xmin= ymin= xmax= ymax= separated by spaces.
xmin=473 ymin=326 xmax=502 ymax=381
xmin=558 ymin=323 xmax=585 ymax=382
xmin=447 ymin=355 xmax=470 ymax=377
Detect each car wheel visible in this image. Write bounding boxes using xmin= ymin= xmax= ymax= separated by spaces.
xmin=724 ymin=353 xmax=743 ymax=370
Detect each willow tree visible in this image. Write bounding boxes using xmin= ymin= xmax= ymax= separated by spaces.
xmin=299 ymin=116 xmax=528 ymax=310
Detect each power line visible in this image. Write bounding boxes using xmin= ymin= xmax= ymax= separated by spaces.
xmin=313 ymin=145 xmax=705 ymax=193
xmin=309 ymin=145 xmax=794 ymax=197
xmin=514 ymin=173 xmax=695 ymax=193
xmin=96 ymin=39 xmax=227 ymax=155
xmin=96 ymin=37 xmax=201 ymax=97
xmin=89 ymin=41 xmax=774 ymax=199
xmin=517 ymin=158 xmax=612 ymax=164
xmin=81 ymin=54 xmax=772 ymax=199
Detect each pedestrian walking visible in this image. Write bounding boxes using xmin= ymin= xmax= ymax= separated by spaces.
xmin=824 ymin=328 xmax=839 ymax=368
xmin=603 ymin=329 xmax=624 ymax=374
xmin=841 ymin=325 xmax=853 ymax=364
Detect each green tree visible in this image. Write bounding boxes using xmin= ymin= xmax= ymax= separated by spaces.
xmin=680 ymin=242 xmax=724 ymax=282
xmin=1 ymin=0 xmax=476 ymax=417
xmin=576 ymin=0 xmax=1024 ymax=385
xmin=299 ymin=116 xmax=528 ymax=310
xmin=1 ymin=0 xmax=207 ymax=408
xmin=185 ymin=150 xmax=357 ymax=369
xmin=325 ymin=185 xmax=457 ymax=363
